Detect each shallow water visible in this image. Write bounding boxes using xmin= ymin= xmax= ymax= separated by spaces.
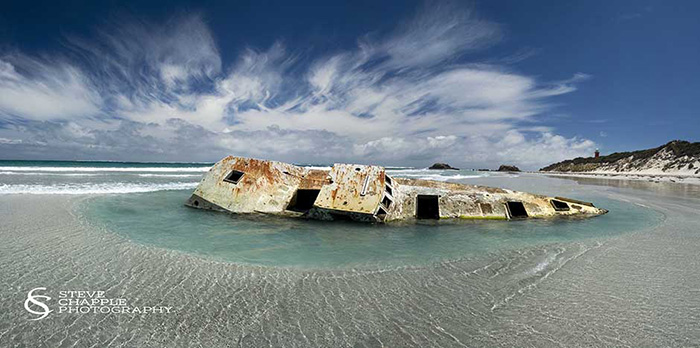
xmin=2 ymin=161 xmax=698 ymax=347
xmin=0 ymin=160 xmax=664 ymax=268
xmin=81 ymin=189 xmax=662 ymax=268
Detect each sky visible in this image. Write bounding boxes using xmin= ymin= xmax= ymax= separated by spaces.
xmin=0 ymin=0 xmax=698 ymax=169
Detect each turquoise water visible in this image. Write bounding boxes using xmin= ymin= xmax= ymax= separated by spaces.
xmin=0 ymin=160 xmax=664 ymax=268
xmin=81 ymin=188 xmax=663 ymax=268
xmin=3 ymin=160 xmax=696 ymax=347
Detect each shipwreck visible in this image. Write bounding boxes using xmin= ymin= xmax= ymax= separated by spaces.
xmin=185 ymin=156 xmax=607 ymax=223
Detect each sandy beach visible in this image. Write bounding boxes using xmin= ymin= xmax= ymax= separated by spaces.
xmin=2 ymin=0 xmax=700 ymax=345
xmin=2 ymin=175 xmax=700 ymax=347
xmin=541 ymin=171 xmax=700 ymax=186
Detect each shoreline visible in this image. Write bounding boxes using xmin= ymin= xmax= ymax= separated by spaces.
xmin=538 ymin=171 xmax=700 ymax=186
xmin=2 ymin=177 xmax=700 ymax=346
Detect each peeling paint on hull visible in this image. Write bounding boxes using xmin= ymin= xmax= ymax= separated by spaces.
xmin=186 ymin=156 xmax=608 ymax=223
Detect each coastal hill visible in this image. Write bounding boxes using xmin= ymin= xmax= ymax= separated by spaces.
xmin=540 ymin=140 xmax=700 ymax=175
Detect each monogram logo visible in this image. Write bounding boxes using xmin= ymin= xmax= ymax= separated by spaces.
xmin=24 ymin=287 xmax=52 ymax=321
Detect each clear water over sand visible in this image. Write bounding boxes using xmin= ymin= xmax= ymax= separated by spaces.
xmin=2 ymin=159 xmax=659 ymax=268
xmin=81 ymin=188 xmax=661 ymax=268
xmin=2 ymin=160 xmax=699 ymax=347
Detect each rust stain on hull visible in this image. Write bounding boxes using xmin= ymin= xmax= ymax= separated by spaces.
xmin=186 ymin=156 xmax=608 ymax=223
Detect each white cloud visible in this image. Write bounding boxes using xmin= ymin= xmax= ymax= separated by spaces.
xmin=374 ymin=1 xmax=501 ymax=69
xmin=0 ymin=4 xmax=596 ymax=169
xmin=0 ymin=57 xmax=102 ymax=120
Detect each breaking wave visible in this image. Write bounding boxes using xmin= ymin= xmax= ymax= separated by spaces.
xmin=398 ymin=173 xmax=486 ymax=181
xmin=0 ymin=166 xmax=211 ymax=172
xmin=0 ymin=171 xmax=203 ymax=178
xmin=0 ymin=171 xmax=103 ymax=176
xmin=386 ymin=168 xmax=488 ymax=181
xmin=0 ymin=161 xmax=492 ymax=196
xmin=136 ymin=174 xmax=203 ymax=178
xmin=0 ymin=182 xmax=198 ymax=195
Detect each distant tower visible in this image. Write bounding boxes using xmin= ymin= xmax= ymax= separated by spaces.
xmin=594 ymin=149 xmax=600 ymax=158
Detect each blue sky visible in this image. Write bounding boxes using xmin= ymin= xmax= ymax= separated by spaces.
xmin=0 ymin=0 xmax=697 ymax=168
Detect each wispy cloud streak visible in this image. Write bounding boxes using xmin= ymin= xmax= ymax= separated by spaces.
xmin=0 ymin=3 xmax=595 ymax=168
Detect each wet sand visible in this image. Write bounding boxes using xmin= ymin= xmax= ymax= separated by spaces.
xmin=1 ymin=178 xmax=700 ymax=347
xmin=543 ymin=171 xmax=700 ymax=186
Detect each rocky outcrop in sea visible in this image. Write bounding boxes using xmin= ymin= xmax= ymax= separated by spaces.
xmin=497 ymin=165 xmax=520 ymax=172
xmin=429 ymin=163 xmax=459 ymax=170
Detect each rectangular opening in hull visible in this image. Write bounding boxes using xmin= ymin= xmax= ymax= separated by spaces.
xmin=416 ymin=195 xmax=440 ymax=219
xmin=382 ymin=195 xmax=392 ymax=208
xmin=223 ymin=170 xmax=244 ymax=184
xmin=550 ymin=199 xmax=570 ymax=211
xmin=375 ymin=207 xmax=387 ymax=221
xmin=506 ymin=201 xmax=528 ymax=218
xmin=287 ymin=189 xmax=321 ymax=212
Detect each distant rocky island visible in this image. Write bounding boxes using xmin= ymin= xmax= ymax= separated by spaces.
xmin=540 ymin=140 xmax=700 ymax=175
xmin=429 ymin=163 xmax=459 ymax=170
xmin=428 ymin=163 xmax=522 ymax=172
xmin=497 ymin=165 xmax=520 ymax=172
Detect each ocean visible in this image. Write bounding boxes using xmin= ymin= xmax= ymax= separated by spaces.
xmin=1 ymin=160 xmax=699 ymax=346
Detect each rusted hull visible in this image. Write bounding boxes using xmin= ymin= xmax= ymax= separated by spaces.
xmin=186 ymin=156 xmax=607 ymax=223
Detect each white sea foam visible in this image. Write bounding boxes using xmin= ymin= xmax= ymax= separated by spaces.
xmin=0 ymin=182 xmax=198 ymax=195
xmin=137 ymin=174 xmax=202 ymax=178
xmin=415 ymin=174 xmax=485 ymax=181
xmin=530 ymin=254 xmax=557 ymax=275
xmin=0 ymin=171 xmax=102 ymax=176
xmin=0 ymin=171 xmax=203 ymax=178
xmin=386 ymin=169 xmax=487 ymax=181
xmin=295 ymin=166 xmax=488 ymax=181
xmin=0 ymin=166 xmax=211 ymax=172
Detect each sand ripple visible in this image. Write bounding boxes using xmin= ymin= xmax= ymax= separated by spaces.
xmin=1 ymin=184 xmax=700 ymax=347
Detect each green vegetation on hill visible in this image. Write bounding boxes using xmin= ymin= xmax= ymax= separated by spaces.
xmin=540 ymin=140 xmax=700 ymax=172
